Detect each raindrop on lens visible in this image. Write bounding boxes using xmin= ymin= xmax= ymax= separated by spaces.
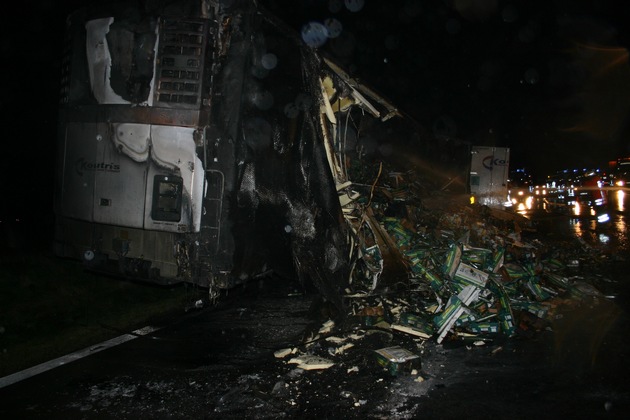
xmin=244 ymin=117 xmax=272 ymax=151
xmin=324 ymin=18 xmax=343 ymax=38
xmin=301 ymin=22 xmax=328 ymax=48
xmin=252 ymin=90 xmax=274 ymax=110
xmin=261 ymin=53 xmax=278 ymax=70
xmin=345 ymin=0 xmax=365 ymax=13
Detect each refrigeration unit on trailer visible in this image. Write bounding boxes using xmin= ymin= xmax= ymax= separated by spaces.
xmin=53 ymin=0 xmax=403 ymax=306
xmin=469 ymin=146 xmax=510 ymax=207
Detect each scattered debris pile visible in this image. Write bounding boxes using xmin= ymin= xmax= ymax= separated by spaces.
xmin=275 ymin=167 xmax=610 ymax=379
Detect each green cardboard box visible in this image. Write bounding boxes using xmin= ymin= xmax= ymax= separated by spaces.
xmin=374 ymin=346 xmax=421 ymax=376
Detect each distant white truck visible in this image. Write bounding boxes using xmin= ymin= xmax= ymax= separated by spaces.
xmin=469 ymin=147 xmax=510 ymax=207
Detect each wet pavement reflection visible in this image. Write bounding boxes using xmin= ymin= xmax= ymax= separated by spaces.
xmin=2 ymin=194 xmax=630 ymax=419
xmin=515 ymin=187 xmax=629 ymax=255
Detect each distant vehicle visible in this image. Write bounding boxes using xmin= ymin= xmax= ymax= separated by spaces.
xmin=542 ymin=170 xmax=578 ymax=207
xmin=469 ymin=147 xmax=510 ymax=207
xmin=574 ymin=171 xmax=608 ymax=208
xmin=541 ymin=169 xmax=609 ymax=222
xmin=506 ymin=168 xmax=534 ymax=211
xmin=574 ymin=171 xmax=609 ymax=222
xmin=611 ymin=157 xmax=630 ymax=187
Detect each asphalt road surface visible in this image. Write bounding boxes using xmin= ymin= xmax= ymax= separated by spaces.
xmin=1 ymin=205 xmax=630 ymax=419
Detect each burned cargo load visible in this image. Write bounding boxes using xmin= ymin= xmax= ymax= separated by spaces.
xmin=53 ymin=0 xmax=414 ymax=306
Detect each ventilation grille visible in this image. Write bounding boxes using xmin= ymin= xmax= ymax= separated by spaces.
xmin=59 ymin=24 xmax=73 ymax=105
xmin=155 ymin=19 xmax=208 ymax=107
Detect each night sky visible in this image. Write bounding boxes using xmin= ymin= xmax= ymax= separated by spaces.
xmin=262 ymin=0 xmax=630 ymax=177
xmin=1 ymin=0 xmax=629 ymax=232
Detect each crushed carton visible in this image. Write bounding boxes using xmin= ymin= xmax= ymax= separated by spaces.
xmin=391 ymin=312 xmax=434 ymax=339
xmin=434 ymin=285 xmax=482 ymax=343
xmin=467 ymin=321 xmax=499 ymax=334
xmin=288 ymin=355 xmax=335 ymax=370
xmin=453 ymin=262 xmax=489 ymax=289
xmin=374 ymin=346 xmax=421 ymax=376
xmin=442 ymin=243 xmax=462 ymax=279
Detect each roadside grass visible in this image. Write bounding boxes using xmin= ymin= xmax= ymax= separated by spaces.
xmin=0 ymin=251 xmax=206 ymax=377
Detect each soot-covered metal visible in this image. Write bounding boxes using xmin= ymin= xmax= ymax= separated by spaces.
xmin=54 ymin=0 xmax=425 ymax=311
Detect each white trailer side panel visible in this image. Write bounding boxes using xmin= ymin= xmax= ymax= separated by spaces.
xmin=470 ymin=146 xmax=510 ymax=207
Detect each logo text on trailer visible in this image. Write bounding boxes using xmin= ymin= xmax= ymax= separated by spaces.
xmin=482 ymin=155 xmax=508 ymax=171
xmin=75 ymin=158 xmax=121 ymax=176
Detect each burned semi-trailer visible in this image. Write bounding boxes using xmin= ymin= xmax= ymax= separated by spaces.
xmin=53 ymin=0 xmax=404 ymax=307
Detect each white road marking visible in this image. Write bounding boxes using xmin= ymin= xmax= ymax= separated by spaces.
xmin=0 ymin=325 xmax=160 ymax=389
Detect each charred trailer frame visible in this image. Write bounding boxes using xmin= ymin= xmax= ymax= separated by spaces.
xmin=53 ymin=0 xmax=402 ymax=307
